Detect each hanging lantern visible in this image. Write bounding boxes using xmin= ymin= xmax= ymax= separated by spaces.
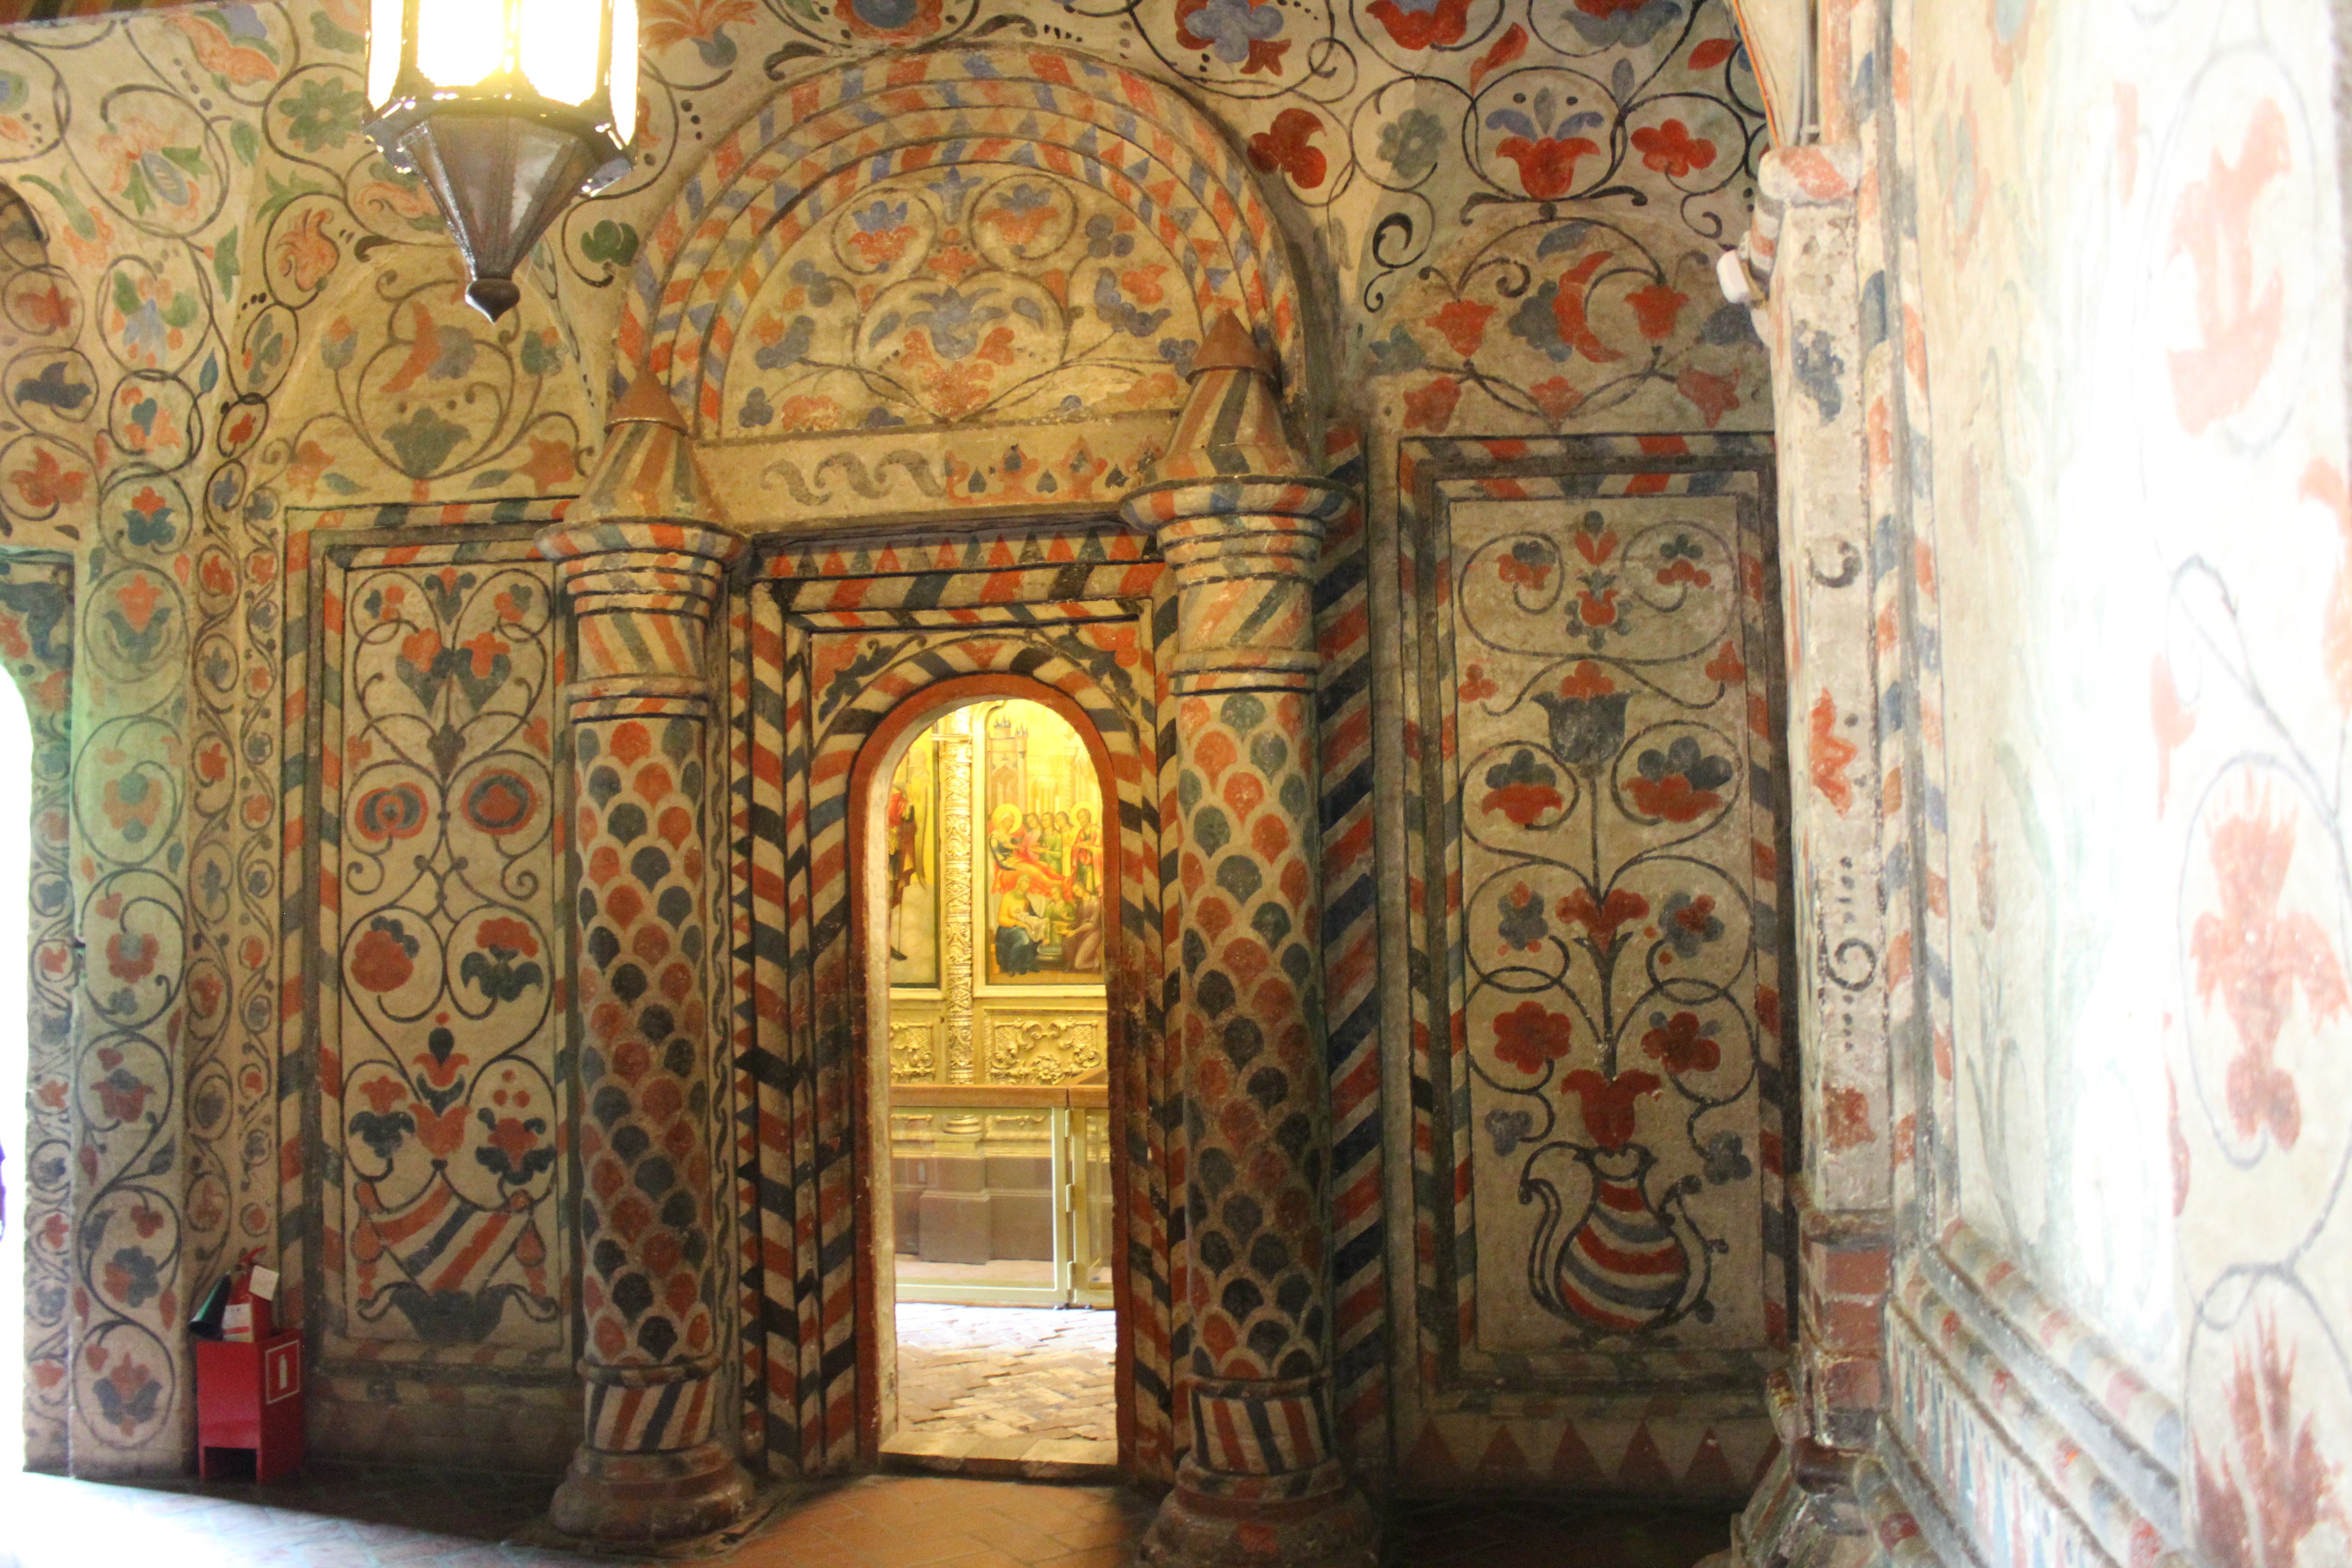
xmin=364 ymin=0 xmax=640 ymax=320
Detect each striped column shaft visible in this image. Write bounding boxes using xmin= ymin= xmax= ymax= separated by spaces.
xmin=538 ymin=373 xmax=757 ymax=1544
xmin=1124 ymin=315 xmax=1377 ymax=1568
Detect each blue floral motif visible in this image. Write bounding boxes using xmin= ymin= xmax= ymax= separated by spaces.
xmin=1560 ymin=0 xmax=1684 ymax=47
xmin=854 ymin=198 xmax=911 ymax=234
xmin=1498 ymin=882 xmax=1549 ymax=951
xmin=1507 ymin=279 xmax=1577 ymax=363
xmin=1181 ymin=0 xmax=1286 ymax=65
xmin=902 ymin=285 xmax=1005 ymax=360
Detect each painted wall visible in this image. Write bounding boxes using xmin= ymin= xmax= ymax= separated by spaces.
xmin=0 ymin=0 xmax=1783 ymax=1485
xmin=1877 ymin=0 xmax=2352 ymax=1561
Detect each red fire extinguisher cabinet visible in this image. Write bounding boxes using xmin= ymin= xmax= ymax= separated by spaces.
xmin=196 ymin=1329 xmax=303 ymax=1480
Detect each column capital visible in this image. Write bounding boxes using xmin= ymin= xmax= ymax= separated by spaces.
xmin=537 ymin=372 xmax=743 ymax=684
xmin=1121 ymin=315 xmax=1346 ymax=692
xmin=1120 ymin=313 xmax=1350 ymax=548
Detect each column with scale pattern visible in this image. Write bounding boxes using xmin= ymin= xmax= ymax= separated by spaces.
xmin=1123 ymin=317 xmax=1378 ymax=1568
xmin=539 ymin=376 xmax=755 ymax=1542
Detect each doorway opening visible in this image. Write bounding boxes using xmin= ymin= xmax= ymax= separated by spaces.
xmin=854 ymin=686 xmax=1122 ymax=1474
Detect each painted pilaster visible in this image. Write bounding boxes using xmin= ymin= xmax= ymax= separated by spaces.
xmin=1720 ymin=141 xmax=1903 ymax=1566
xmin=1123 ymin=316 xmax=1377 ymax=1568
xmin=539 ymin=376 xmax=754 ymax=1542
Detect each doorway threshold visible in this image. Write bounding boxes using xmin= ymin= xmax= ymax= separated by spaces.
xmin=880 ymin=1432 xmax=1118 ymax=1481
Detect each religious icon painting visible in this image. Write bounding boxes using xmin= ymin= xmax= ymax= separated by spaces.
xmin=887 ymin=729 xmax=942 ymax=988
xmin=980 ymin=700 xmax=1106 ymax=984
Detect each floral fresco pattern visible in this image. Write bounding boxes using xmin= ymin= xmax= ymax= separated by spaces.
xmin=1400 ymin=434 xmax=1787 ymax=1489
xmin=1895 ymin=0 xmax=2352 ymax=1558
xmin=317 ymin=550 xmax=568 ymax=1357
xmin=0 ymin=551 xmax=74 ymax=1468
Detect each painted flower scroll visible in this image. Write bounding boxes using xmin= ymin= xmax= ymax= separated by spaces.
xmin=723 ymin=167 xmax=1211 ymax=434
xmin=333 ymin=562 xmax=565 ymax=1348
xmin=1452 ymin=491 xmax=1763 ymax=1343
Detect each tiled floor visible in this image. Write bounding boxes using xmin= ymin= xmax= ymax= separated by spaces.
xmin=0 ymin=1466 xmax=1152 ymax=1568
xmin=895 ymin=1303 xmax=1116 ymax=1443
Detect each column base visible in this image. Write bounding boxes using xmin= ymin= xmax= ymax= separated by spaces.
xmin=548 ymin=1438 xmax=756 ymax=1544
xmin=1137 ymin=1463 xmax=1380 ymax=1568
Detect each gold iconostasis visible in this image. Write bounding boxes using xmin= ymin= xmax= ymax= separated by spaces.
xmin=883 ymin=698 xmax=1109 ymax=1089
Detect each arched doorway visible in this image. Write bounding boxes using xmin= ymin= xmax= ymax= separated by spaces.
xmin=847 ymin=674 xmax=1129 ymax=1470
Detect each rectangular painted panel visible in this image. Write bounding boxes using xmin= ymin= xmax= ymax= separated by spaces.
xmin=314 ymin=544 xmax=572 ymax=1366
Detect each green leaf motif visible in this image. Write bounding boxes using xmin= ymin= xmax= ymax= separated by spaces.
xmin=277 ymin=76 xmax=366 ymax=155
xmin=579 ymin=219 xmax=639 ymax=268
xmin=320 ymin=471 xmax=360 ymax=495
xmin=212 ymin=227 xmax=240 ymax=298
xmin=311 ymin=7 xmax=364 ymax=53
xmin=382 ymin=405 xmax=470 ymax=476
xmin=230 ymin=120 xmax=260 ymax=167
xmin=518 ymin=330 xmax=562 ymax=377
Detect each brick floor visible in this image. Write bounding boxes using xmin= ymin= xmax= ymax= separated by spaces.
xmin=895 ymin=1303 xmax=1115 ymax=1445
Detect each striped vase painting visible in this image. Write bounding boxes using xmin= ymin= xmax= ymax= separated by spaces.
xmin=1530 ymin=1146 xmax=1697 ymax=1335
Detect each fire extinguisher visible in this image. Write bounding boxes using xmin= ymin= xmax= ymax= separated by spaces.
xmin=190 ymin=1248 xmax=277 ymax=1341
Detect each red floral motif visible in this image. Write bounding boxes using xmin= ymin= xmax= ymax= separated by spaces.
xmin=1491 ymin=1000 xmax=1576 ymax=1075
xmin=1365 ymin=0 xmax=1470 ymax=49
xmin=1705 ymin=641 xmax=1746 ymax=683
xmin=1559 ymin=1068 xmax=1660 ymax=1151
xmin=1558 ymin=662 xmax=1614 ymax=698
xmin=481 ymin=1114 xmax=542 ymax=1171
xmin=1403 ymin=377 xmax=1460 ymax=432
xmin=1825 ymin=1085 xmax=1874 ymax=1150
xmin=1630 ymin=119 xmax=1718 ymax=178
xmin=10 ymin=448 xmax=85 ymax=512
xmin=2194 ymin=1313 xmax=2348 ymax=1568
xmin=1530 ymin=377 xmax=1583 ymax=421
xmin=1459 ymin=663 xmax=1498 ymax=702
xmin=1558 ymin=886 xmax=1649 ymax=946
xmin=1496 ymin=134 xmax=1600 ymax=200
xmin=1641 ymin=1011 xmax=1721 ymax=1074
xmin=1574 ymin=588 xmax=1621 ymax=627
xmin=1626 ymin=283 xmax=1687 ymax=340
xmin=2190 ymin=792 xmax=2348 ymax=1150
xmin=1497 ymin=549 xmax=1552 ymax=590
xmin=1571 ymin=516 xmax=1617 ymax=564
xmin=350 ymin=921 xmax=416 ymax=994
xmin=2167 ymin=99 xmax=2288 ymax=436
xmin=476 ymin=916 xmax=538 ymax=956
xmin=1688 ymin=37 xmax=1737 ymax=69
xmin=1808 ymin=690 xmax=1858 ymax=813
xmin=1247 ymin=109 xmax=1329 ymax=190
xmin=1429 ymin=299 xmax=1494 ymax=358
xmin=1675 ymin=368 xmax=1741 ymax=427
xmin=105 ymin=931 xmax=157 ymax=983
xmin=1479 ymin=748 xmax=1565 ymax=827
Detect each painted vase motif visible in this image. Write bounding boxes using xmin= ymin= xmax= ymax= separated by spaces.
xmin=1527 ymin=1143 xmax=1697 ymax=1334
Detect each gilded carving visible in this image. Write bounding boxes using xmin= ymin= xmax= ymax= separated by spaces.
xmin=939 ymin=728 xmax=977 ymax=1086
xmin=889 ymin=1020 xmax=937 ymax=1082
xmin=985 ymin=1016 xmax=1107 ymax=1084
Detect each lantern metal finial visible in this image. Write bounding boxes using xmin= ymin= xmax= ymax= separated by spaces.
xmin=363 ymin=0 xmax=640 ymax=321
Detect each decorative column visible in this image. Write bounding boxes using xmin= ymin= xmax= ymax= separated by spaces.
xmin=1122 ymin=317 xmax=1378 ymax=1568
xmin=539 ymin=375 xmax=754 ymax=1542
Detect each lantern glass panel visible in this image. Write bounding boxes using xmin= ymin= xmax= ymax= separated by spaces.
xmin=520 ymin=0 xmax=600 ymax=106
xmin=609 ymin=0 xmax=638 ymax=145
xmin=416 ymin=0 xmax=506 ymax=88
xmin=366 ymin=0 xmax=404 ymax=108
